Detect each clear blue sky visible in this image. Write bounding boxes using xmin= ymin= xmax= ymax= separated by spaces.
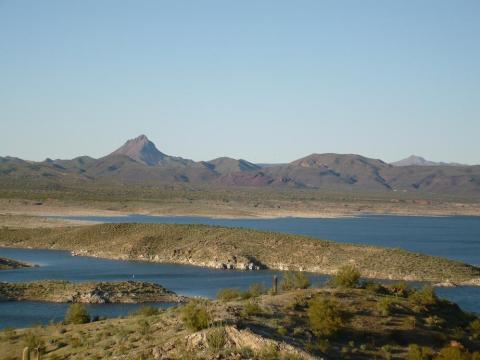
xmin=1 ymin=0 xmax=479 ymax=164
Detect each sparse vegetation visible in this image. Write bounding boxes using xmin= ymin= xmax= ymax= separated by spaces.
xmin=407 ymin=344 xmax=434 ymax=360
xmin=65 ymin=303 xmax=90 ymax=324
xmin=308 ymin=296 xmax=347 ymax=337
xmin=242 ymin=300 xmax=263 ymax=317
xmin=280 ymin=271 xmax=311 ymax=291
xmin=409 ymin=286 xmax=438 ymax=307
xmin=378 ymin=297 xmax=395 ymax=316
xmin=217 ymin=288 xmax=243 ymax=301
xmin=132 ymin=305 xmax=160 ymax=317
xmin=206 ymin=326 xmax=226 ymax=351
xmin=331 ymin=265 xmax=361 ymax=288
xmin=1 ymin=284 xmax=479 ymax=359
xmin=181 ymin=300 xmax=211 ymax=331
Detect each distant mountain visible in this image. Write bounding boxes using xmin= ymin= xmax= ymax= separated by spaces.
xmin=392 ymin=155 xmax=465 ymax=167
xmin=109 ymin=135 xmax=194 ymax=167
xmin=207 ymin=157 xmax=260 ymax=175
xmin=1 ymin=135 xmax=479 ymax=197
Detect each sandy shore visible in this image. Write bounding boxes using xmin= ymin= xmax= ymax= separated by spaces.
xmin=0 ymin=197 xmax=479 ymax=228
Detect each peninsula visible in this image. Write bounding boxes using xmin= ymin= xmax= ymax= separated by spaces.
xmin=0 ymin=223 xmax=478 ymax=285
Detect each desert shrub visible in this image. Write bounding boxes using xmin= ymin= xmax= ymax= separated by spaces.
xmin=389 ymin=281 xmax=411 ymax=297
xmin=470 ymin=319 xmax=480 ymax=340
xmin=258 ymin=344 xmax=280 ymax=360
xmin=434 ymin=346 xmax=470 ymax=360
xmin=381 ymin=344 xmax=393 ymax=360
xmin=23 ymin=330 xmax=45 ymax=352
xmin=277 ymin=325 xmax=288 ymax=336
xmin=137 ymin=319 xmax=150 ymax=335
xmin=308 ymin=296 xmax=347 ymax=337
xmin=317 ymin=338 xmax=330 ymax=353
xmin=245 ymin=283 xmax=266 ymax=298
xmin=330 ymin=265 xmax=361 ymax=288
xmin=363 ymin=281 xmax=386 ymax=294
xmin=409 ymin=286 xmax=437 ymax=307
xmin=425 ymin=315 xmax=444 ymax=329
xmin=181 ymin=300 xmax=211 ymax=331
xmin=407 ymin=344 xmax=434 ymax=360
xmin=237 ymin=347 xmax=254 ymax=358
xmin=1 ymin=327 xmax=16 ymax=341
xmin=133 ymin=305 xmax=159 ymax=316
xmin=206 ymin=326 xmax=226 ymax=351
xmin=378 ymin=297 xmax=395 ymax=316
xmin=65 ymin=303 xmax=90 ymax=324
xmin=280 ymin=271 xmax=311 ymax=291
xmin=242 ymin=300 xmax=263 ymax=317
xmin=217 ymin=288 xmax=243 ymax=301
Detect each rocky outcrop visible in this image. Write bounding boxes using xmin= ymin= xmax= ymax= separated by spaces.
xmin=0 ymin=257 xmax=32 ymax=270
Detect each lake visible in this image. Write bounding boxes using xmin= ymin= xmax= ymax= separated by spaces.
xmin=1 ymin=215 xmax=479 ymax=328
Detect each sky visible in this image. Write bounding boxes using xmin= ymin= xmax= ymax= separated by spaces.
xmin=0 ymin=1 xmax=479 ymax=164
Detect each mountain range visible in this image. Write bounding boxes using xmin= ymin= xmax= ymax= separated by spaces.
xmin=1 ymin=135 xmax=479 ymax=197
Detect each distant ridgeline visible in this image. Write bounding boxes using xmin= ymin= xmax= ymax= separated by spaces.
xmin=0 ymin=135 xmax=479 ymax=199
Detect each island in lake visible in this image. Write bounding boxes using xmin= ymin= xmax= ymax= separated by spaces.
xmin=0 ymin=280 xmax=184 ymax=304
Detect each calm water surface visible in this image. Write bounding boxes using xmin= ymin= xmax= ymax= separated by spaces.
xmin=1 ymin=215 xmax=479 ymax=328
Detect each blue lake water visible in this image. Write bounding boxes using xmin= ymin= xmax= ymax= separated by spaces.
xmin=1 ymin=215 xmax=479 ymax=328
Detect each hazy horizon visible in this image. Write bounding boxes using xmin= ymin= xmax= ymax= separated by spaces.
xmin=1 ymin=1 xmax=479 ymax=164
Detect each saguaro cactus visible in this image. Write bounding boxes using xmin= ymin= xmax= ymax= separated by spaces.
xmin=34 ymin=349 xmax=42 ymax=360
xmin=22 ymin=347 xmax=30 ymax=360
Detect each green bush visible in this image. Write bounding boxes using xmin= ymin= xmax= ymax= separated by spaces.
xmin=206 ymin=326 xmax=226 ymax=351
xmin=217 ymin=288 xmax=243 ymax=301
xmin=407 ymin=344 xmax=434 ymax=360
xmin=180 ymin=300 xmax=211 ymax=331
xmin=330 ymin=265 xmax=361 ymax=288
xmin=280 ymin=271 xmax=311 ymax=291
xmin=308 ymin=296 xmax=347 ymax=337
xmin=246 ymin=283 xmax=266 ymax=298
xmin=23 ymin=330 xmax=45 ymax=352
xmin=470 ymin=319 xmax=480 ymax=340
xmin=377 ymin=297 xmax=395 ymax=316
xmin=1 ymin=327 xmax=16 ymax=341
xmin=242 ymin=300 xmax=263 ymax=317
xmin=434 ymin=346 xmax=470 ymax=360
xmin=409 ymin=286 xmax=438 ymax=307
xmin=133 ymin=305 xmax=159 ymax=316
xmin=65 ymin=303 xmax=90 ymax=324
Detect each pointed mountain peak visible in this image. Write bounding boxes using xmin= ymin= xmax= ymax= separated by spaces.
xmin=110 ymin=135 xmax=167 ymax=166
xmin=131 ymin=134 xmax=149 ymax=143
xmin=392 ymin=155 xmax=437 ymax=166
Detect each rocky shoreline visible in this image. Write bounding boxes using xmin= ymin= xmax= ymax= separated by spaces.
xmin=0 ymin=280 xmax=185 ymax=304
xmin=0 ymin=256 xmax=33 ymax=270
